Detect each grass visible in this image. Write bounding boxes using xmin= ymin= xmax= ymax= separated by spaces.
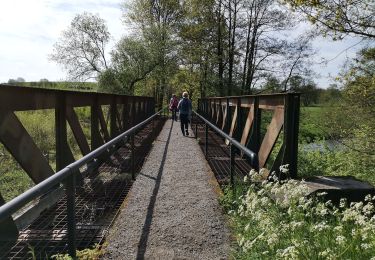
xmin=299 ymin=106 xmax=329 ymax=143
xmin=0 ymin=108 xmax=93 ymax=202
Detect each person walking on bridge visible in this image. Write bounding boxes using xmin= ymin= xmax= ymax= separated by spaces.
xmin=177 ymin=91 xmax=192 ymax=136
xmin=169 ymin=94 xmax=179 ymax=121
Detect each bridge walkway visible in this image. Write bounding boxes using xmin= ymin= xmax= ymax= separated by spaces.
xmin=103 ymin=119 xmax=230 ymax=259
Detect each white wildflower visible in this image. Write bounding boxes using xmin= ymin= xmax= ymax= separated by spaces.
xmin=339 ymin=198 xmax=347 ymax=208
xmin=276 ymin=245 xmax=298 ymax=259
xmin=318 ymin=249 xmax=332 ymax=257
xmin=312 ymin=222 xmax=330 ymax=232
xmin=336 ymin=235 xmax=346 ymax=245
xmin=333 ymin=225 xmax=343 ymax=233
xmin=244 ymin=223 xmax=250 ymax=232
xmin=267 ymin=233 xmax=278 ymax=246
xmin=279 ymin=164 xmax=289 ymax=174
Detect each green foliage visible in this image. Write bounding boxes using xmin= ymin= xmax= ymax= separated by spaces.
xmin=0 ymin=151 xmax=34 ymax=201
xmin=299 ymin=106 xmax=329 ymax=143
xmin=16 ymin=111 xmax=55 ymax=154
xmin=51 ymin=244 xmax=105 ymax=260
xmin=98 ymin=69 xmax=124 ymax=94
xmin=50 ymin=12 xmax=110 ymax=81
xmin=7 ymin=81 xmax=97 ymax=92
xmin=283 ymin=0 xmax=375 ymax=39
xmin=224 ymin=169 xmax=375 ymax=259
xmin=299 ymin=145 xmax=375 ymax=184
xmin=99 ymin=37 xmax=159 ymax=95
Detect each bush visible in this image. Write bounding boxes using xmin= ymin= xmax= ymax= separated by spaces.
xmin=224 ymin=167 xmax=375 ymax=259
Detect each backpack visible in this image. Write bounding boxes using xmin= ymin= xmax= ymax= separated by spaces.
xmin=170 ymin=97 xmax=178 ymax=110
xmin=172 ymin=98 xmax=178 ymax=108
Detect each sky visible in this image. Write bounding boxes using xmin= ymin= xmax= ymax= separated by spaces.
xmin=0 ymin=0 xmax=365 ymax=88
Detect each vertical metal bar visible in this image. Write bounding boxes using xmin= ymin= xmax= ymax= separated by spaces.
xmin=226 ymin=98 xmax=231 ymax=134
xmin=152 ymin=116 xmax=155 ymax=140
xmin=91 ymin=97 xmax=101 ymax=150
xmin=195 ymin=116 xmax=198 ymax=139
xmin=66 ymin=171 xmax=76 ymax=258
xmin=236 ymin=98 xmax=242 ymax=142
xmin=55 ymin=93 xmax=74 ymax=171
xmin=131 ymin=100 xmax=136 ymax=128
xmin=282 ymin=94 xmax=300 ymax=178
xmin=110 ymin=97 xmax=117 ymax=138
xmin=230 ymin=144 xmax=235 ymax=189
xmin=131 ymin=133 xmax=135 ymax=180
xmin=122 ymin=97 xmax=128 ymax=131
xmin=205 ymin=123 xmax=208 ymax=158
xmin=247 ymin=96 xmax=261 ymax=154
xmin=55 ymin=93 xmax=65 ymax=171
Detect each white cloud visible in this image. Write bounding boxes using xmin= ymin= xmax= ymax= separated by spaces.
xmin=0 ymin=0 xmax=124 ymax=83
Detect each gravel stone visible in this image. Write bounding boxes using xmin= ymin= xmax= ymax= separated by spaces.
xmin=103 ymin=119 xmax=230 ymax=260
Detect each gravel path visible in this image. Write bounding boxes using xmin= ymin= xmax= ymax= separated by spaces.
xmin=103 ymin=119 xmax=231 ymax=260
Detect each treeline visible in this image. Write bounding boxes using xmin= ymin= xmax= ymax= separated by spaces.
xmin=50 ymin=0 xmax=317 ymax=104
xmin=3 ymin=79 xmax=97 ymax=92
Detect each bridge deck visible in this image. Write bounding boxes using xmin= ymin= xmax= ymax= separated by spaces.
xmin=103 ymin=119 xmax=230 ymax=259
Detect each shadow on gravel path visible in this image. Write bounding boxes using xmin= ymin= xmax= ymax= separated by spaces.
xmin=136 ymin=121 xmax=174 ymax=260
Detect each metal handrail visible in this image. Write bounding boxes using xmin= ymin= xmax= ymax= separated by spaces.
xmin=0 ymin=108 xmax=164 ymax=257
xmin=193 ymin=110 xmax=259 ymax=172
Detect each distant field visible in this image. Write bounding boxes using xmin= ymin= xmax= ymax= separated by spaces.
xmin=4 ymin=81 xmax=98 ymax=92
xmin=299 ymin=106 xmax=330 ymax=143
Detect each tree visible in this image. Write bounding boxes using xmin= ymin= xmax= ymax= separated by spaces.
xmin=237 ymin=0 xmax=296 ymax=94
xmin=261 ymin=76 xmax=282 ymax=93
xmin=125 ymin=0 xmax=183 ymax=106
xmin=281 ymin=36 xmax=314 ymax=91
xmin=287 ymin=75 xmax=318 ymax=106
xmin=99 ymin=37 xmax=158 ymax=95
xmin=283 ymin=0 xmax=375 ymax=39
xmin=326 ymin=47 xmax=375 ymax=155
xmin=50 ymin=12 xmax=110 ymax=81
xmin=7 ymin=77 xmax=25 ymax=84
xmin=16 ymin=77 xmax=25 ymax=82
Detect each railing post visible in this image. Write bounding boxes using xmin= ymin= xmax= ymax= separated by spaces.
xmin=110 ymin=97 xmax=117 ymax=138
xmin=131 ymin=100 xmax=136 ymax=128
xmin=91 ymin=96 xmax=102 ymax=150
xmin=195 ymin=115 xmax=198 ymax=139
xmin=230 ymin=143 xmax=235 ymax=189
xmin=282 ymin=93 xmax=300 ymax=178
xmin=55 ymin=93 xmax=68 ymax=171
xmin=65 ymin=171 xmax=76 ymax=259
xmin=247 ymin=96 xmax=261 ymax=155
xmin=236 ymin=98 xmax=242 ymax=142
xmin=152 ymin=115 xmax=155 ymax=140
xmin=131 ymin=133 xmax=135 ymax=180
xmin=205 ymin=123 xmax=208 ymax=158
xmin=122 ymin=97 xmax=129 ymax=131
xmin=225 ymin=98 xmax=231 ymax=134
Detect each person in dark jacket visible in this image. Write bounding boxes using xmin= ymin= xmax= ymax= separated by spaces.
xmin=177 ymin=91 xmax=192 ymax=136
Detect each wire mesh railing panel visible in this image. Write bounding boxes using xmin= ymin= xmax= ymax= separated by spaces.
xmin=193 ymin=118 xmax=252 ymax=188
